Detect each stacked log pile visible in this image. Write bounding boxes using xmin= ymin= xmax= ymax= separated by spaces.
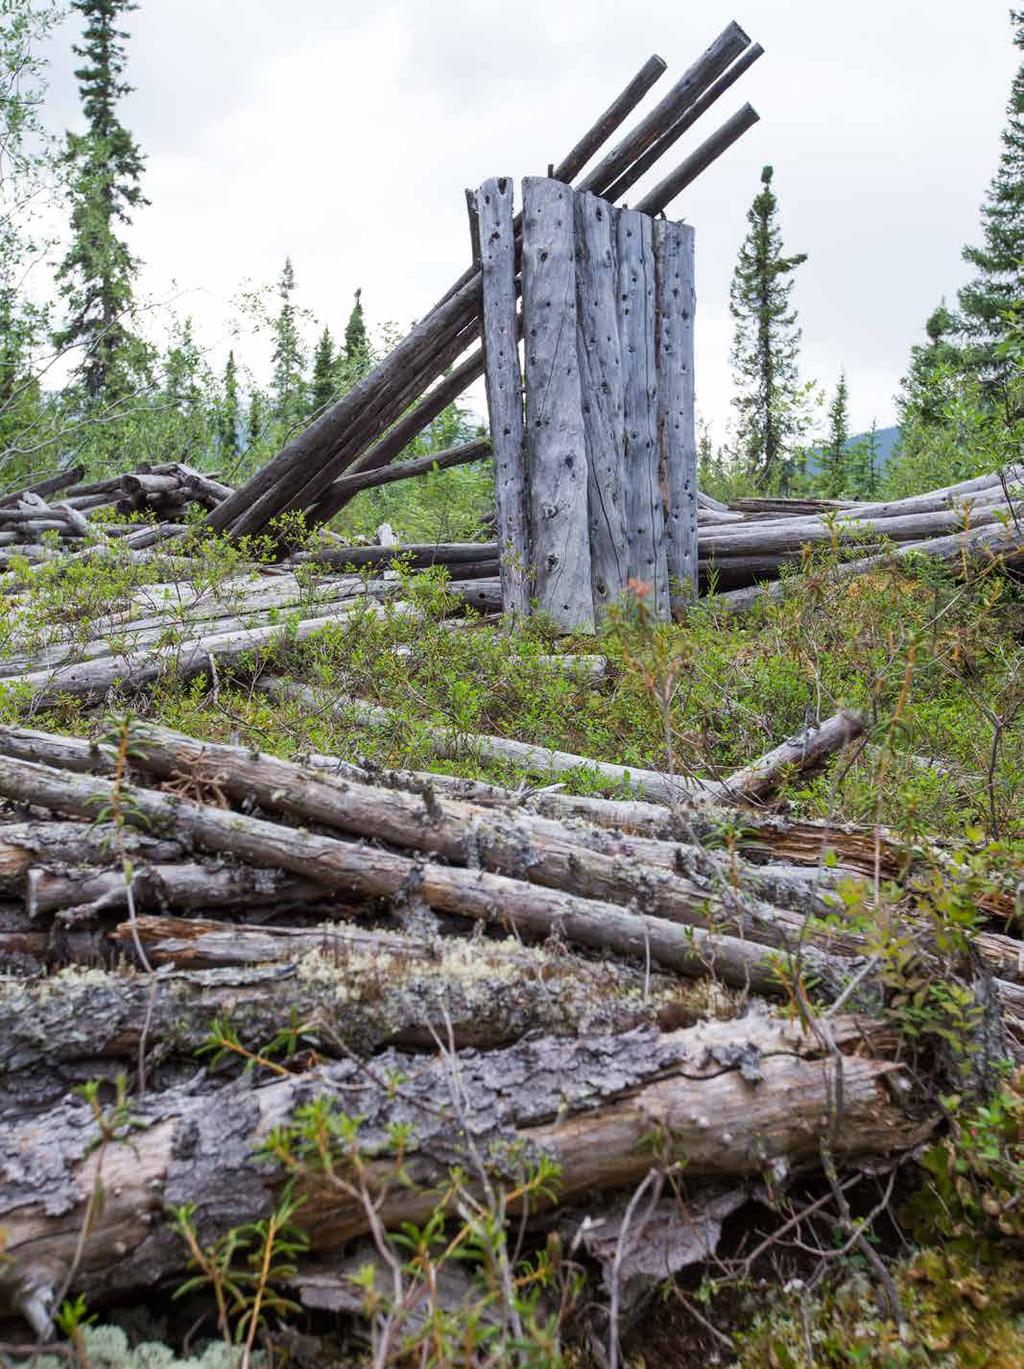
xmin=274 ymin=461 xmax=1024 ymax=605
xmin=0 ymin=462 xmax=237 ymax=564
xmin=698 ymin=463 xmax=1024 ymax=598
xmin=0 ymin=712 xmax=1020 ymax=1332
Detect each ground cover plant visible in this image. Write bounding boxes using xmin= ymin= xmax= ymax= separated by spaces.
xmin=1 ymin=528 xmax=1023 ymax=1364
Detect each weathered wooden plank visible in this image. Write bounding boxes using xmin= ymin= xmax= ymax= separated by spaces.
xmin=521 ymin=177 xmax=594 ymax=631
xmin=574 ymin=191 xmax=628 ymax=618
xmin=616 ymin=207 xmax=669 ymax=618
xmin=476 ymin=177 xmax=531 ymax=618
xmin=655 ymin=218 xmax=698 ymax=599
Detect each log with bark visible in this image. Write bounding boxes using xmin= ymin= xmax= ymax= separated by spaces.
xmin=0 ymin=1012 xmax=929 ymax=1324
xmin=0 ymin=747 xmax=869 ymax=1001
xmin=0 ymin=923 xmax=667 ymax=1116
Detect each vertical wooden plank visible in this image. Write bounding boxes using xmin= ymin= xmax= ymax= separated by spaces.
xmin=616 ymin=208 xmax=669 ymax=619
xmin=474 ymin=177 xmax=530 ymax=618
xmin=574 ymin=191 xmax=628 ymax=619
xmin=655 ymin=219 xmax=698 ymax=601
xmin=521 ymin=176 xmax=594 ymax=632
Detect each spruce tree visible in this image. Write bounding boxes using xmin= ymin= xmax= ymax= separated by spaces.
xmin=344 ymin=287 xmax=369 ymax=377
xmin=271 ymin=257 xmax=306 ymax=427
xmin=310 ymin=326 xmax=338 ymax=415
xmin=54 ymin=0 xmax=147 ymax=403
xmin=847 ymin=421 xmax=881 ymax=499
xmin=0 ymin=2 xmax=58 ymax=471
xmin=729 ymin=165 xmax=809 ymax=488
xmin=902 ymin=304 xmax=962 ymax=426
xmin=218 ymin=350 xmax=240 ymax=461
xmin=820 ymin=371 xmax=850 ymax=497
xmin=958 ymin=9 xmax=1024 ymax=388
xmin=247 ymin=388 xmax=265 ymax=450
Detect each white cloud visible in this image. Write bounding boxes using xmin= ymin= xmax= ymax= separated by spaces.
xmin=41 ymin=0 xmax=1022 ymax=440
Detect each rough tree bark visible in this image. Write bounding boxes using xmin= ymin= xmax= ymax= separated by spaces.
xmin=0 ymin=1014 xmax=926 ymax=1324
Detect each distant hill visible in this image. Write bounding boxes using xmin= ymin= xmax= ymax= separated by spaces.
xmin=848 ymin=426 xmax=900 ymax=468
xmin=805 ymin=426 xmax=901 ymax=474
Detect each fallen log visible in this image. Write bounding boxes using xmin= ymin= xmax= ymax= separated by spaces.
xmin=0 ymin=601 xmax=419 ymax=707
xmin=0 ymin=1013 xmax=928 ymax=1322
xmin=714 ymin=709 xmax=864 ymax=800
xmin=25 ymin=861 xmax=338 ymax=921
xmin=0 ymin=751 xmax=863 ymax=999
xmin=258 ymin=681 xmax=861 ymax=806
xmin=699 ymin=499 xmax=1020 ymax=557
xmin=0 ymin=466 xmax=86 ymax=508
xmin=287 ymin=540 xmax=498 ymax=572
xmin=15 ymin=723 xmax=1016 ymax=984
xmin=0 ymin=724 xmax=845 ymax=948
xmin=716 ymin=519 xmax=1024 ymax=614
xmin=0 ymin=821 xmax=185 ymax=891
xmin=0 ymin=927 xmax=664 ymax=1116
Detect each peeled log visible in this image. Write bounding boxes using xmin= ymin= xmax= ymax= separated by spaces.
xmin=0 ymin=1014 xmax=927 ymax=1322
xmin=0 ymin=751 xmax=861 ymax=999
xmin=0 ymin=726 xmax=870 ymax=994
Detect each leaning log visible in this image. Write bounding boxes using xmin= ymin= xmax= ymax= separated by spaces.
xmin=301 ymin=436 xmax=491 ymax=509
xmin=578 ymin=22 xmax=751 ymax=195
xmin=0 ymin=1013 xmax=927 ymax=1322
xmin=636 ymin=104 xmax=761 ymax=215
xmin=209 ymin=48 xmax=704 ymax=540
xmin=602 ymin=43 xmax=764 ymax=203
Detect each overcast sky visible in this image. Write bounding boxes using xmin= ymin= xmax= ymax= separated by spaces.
xmin=41 ymin=0 xmax=1021 ymax=442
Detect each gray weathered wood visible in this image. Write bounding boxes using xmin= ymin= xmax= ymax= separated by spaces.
xmin=521 ymin=177 xmax=594 ymax=630
xmin=578 ymin=22 xmax=751 ymax=195
xmin=603 ymin=44 xmax=764 ymax=204
xmin=655 ymin=218 xmax=698 ymax=598
xmin=476 ymin=177 xmax=531 ymax=617
xmin=0 ymin=1015 xmax=921 ymax=1321
xmin=617 ymin=207 xmax=669 ymax=617
xmin=574 ymin=191 xmax=629 ymax=619
xmin=637 ymin=103 xmax=761 ymax=216
xmin=551 ymin=54 xmax=667 ymax=183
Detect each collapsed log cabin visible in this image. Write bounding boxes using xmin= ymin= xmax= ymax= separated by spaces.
xmin=2 ymin=18 xmax=1024 ymax=1361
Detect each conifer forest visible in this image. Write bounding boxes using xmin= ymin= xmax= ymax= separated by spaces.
xmin=2 ymin=4 xmax=1024 ymax=1366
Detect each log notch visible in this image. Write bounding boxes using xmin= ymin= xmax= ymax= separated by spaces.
xmin=475 ymin=177 xmax=530 ymax=617
xmin=617 ymin=208 xmax=669 ymax=617
xmin=574 ymin=191 xmax=629 ymax=617
xmin=521 ymin=177 xmax=594 ymax=631
xmin=655 ymin=218 xmax=698 ymax=597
